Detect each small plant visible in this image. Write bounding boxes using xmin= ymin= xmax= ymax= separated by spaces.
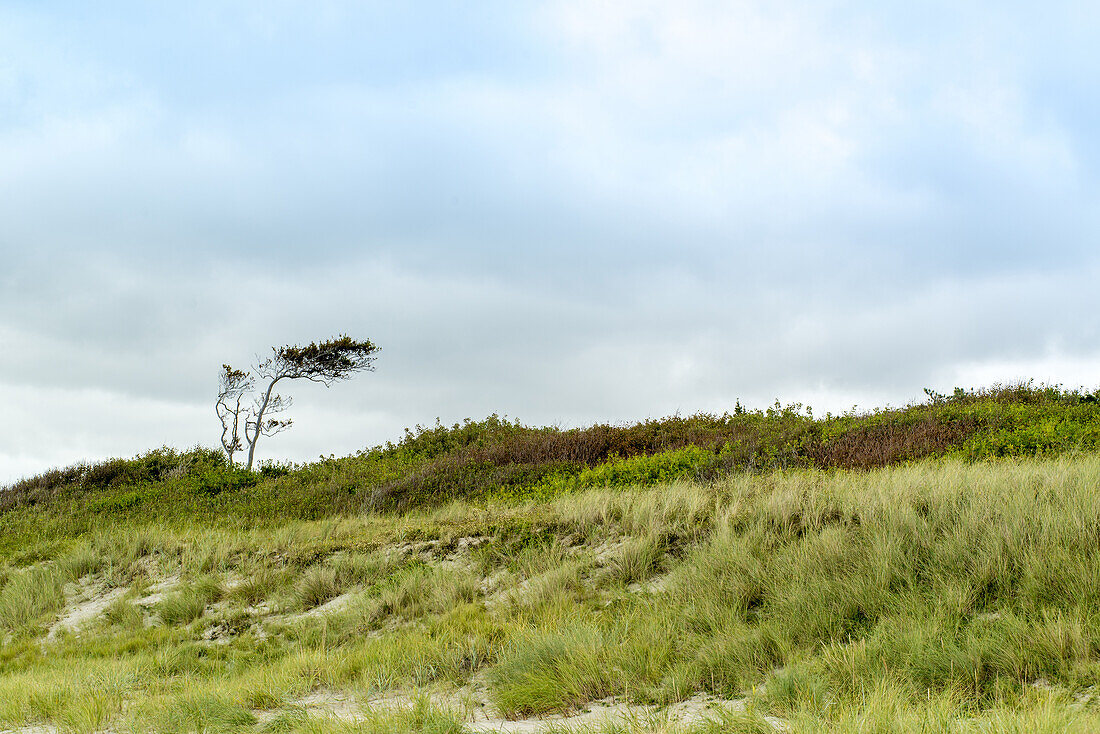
xmin=329 ymin=551 xmax=393 ymax=587
xmin=230 ymin=567 xmax=281 ymax=606
xmin=258 ymin=706 xmax=309 ymax=733
xmin=103 ymin=597 xmax=145 ymax=629
xmin=488 ymin=626 xmax=620 ymax=717
xmin=610 ymin=534 xmax=667 ymax=585
xmin=58 ymin=544 xmax=101 ymax=581
xmin=157 ymin=577 xmax=223 ymax=626
xmin=376 ymin=569 xmax=432 ymax=620
xmin=761 ymin=665 xmax=831 ymax=716
xmin=294 ymin=566 xmax=341 ymax=610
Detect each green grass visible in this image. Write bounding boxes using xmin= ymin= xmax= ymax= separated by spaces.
xmin=2 ymin=384 xmax=1100 ymax=731
xmin=158 ymin=576 xmax=224 ymax=626
xmin=294 ymin=567 xmax=342 ymax=611
xmin=0 ymin=564 xmax=65 ymax=634
xmin=1 ymin=457 xmax=1099 ymax=729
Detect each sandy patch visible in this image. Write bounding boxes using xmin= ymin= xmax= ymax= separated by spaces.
xmin=254 ymin=690 xmax=366 ymax=726
xmin=460 ymin=693 xmax=760 ymax=733
xmin=131 ymin=575 xmax=180 ymax=607
xmin=386 ymin=536 xmax=492 ymax=567
xmin=260 ymin=685 xmax=788 ymax=732
xmin=297 ymin=690 xmax=366 ymax=720
xmin=440 ymin=536 xmax=490 ymax=572
xmin=379 ymin=687 xmax=781 ymax=733
xmin=47 ymin=580 xmax=128 ymax=641
xmin=628 ymin=573 xmax=671 ymax=595
xmin=387 ymin=540 xmax=444 ymax=564
xmin=295 ymin=592 xmax=357 ymax=620
xmin=591 ymin=538 xmax=630 ymax=566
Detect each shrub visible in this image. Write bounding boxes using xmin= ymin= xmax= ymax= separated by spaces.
xmin=6 ymin=381 xmax=1100 ymax=520
xmin=196 ymin=467 xmax=258 ymax=496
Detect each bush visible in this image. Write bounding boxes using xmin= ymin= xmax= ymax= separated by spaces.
xmin=0 ymin=447 xmax=226 ymax=512
xmin=366 ymin=382 xmax=1100 ymax=510
xmin=196 ymin=467 xmax=258 ymax=496
xmin=6 ymin=381 xmax=1100 ymax=519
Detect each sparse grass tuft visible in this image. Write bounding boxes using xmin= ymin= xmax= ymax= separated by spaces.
xmin=157 ymin=576 xmax=223 ymax=626
xmin=609 ymin=533 xmax=666 ymax=585
xmin=232 ymin=566 xmax=283 ymax=606
xmin=103 ymin=596 xmax=145 ymax=630
xmin=295 ymin=566 xmax=342 ymax=610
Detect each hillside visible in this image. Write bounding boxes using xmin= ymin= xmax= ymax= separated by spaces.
xmin=3 ymin=384 xmax=1100 ymax=732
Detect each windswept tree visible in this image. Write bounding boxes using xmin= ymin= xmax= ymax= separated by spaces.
xmin=215 ymin=365 xmax=253 ymax=465
xmin=216 ymin=336 xmax=380 ymax=470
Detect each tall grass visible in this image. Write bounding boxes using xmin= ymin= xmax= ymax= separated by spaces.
xmin=3 ymin=448 xmax=1100 ymax=730
xmin=295 ymin=566 xmax=342 ymax=610
xmin=0 ymin=661 xmax=136 ymax=733
xmin=0 ymin=565 xmax=64 ymax=634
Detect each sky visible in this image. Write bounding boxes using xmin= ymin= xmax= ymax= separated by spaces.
xmin=2 ymin=1 xmax=1100 ymax=483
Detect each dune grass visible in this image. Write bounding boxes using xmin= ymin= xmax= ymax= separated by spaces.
xmin=4 ymin=442 xmax=1100 ymax=730
xmin=0 ymin=564 xmax=66 ymax=634
xmin=157 ymin=576 xmax=225 ymax=626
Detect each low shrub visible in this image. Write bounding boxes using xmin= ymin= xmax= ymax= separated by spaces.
xmin=5 ymin=381 xmax=1100 ymax=522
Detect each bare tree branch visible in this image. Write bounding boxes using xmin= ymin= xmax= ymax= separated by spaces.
xmin=215 ymin=364 xmax=252 ymax=466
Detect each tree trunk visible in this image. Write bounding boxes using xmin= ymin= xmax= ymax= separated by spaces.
xmin=246 ymin=375 xmax=282 ymax=471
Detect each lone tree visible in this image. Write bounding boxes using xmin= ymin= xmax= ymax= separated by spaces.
xmin=216 ymin=336 xmax=380 ymax=470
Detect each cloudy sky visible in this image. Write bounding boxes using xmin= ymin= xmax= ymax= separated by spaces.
xmin=3 ymin=1 xmax=1099 ymax=482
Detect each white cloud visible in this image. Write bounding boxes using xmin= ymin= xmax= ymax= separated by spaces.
xmin=2 ymin=2 xmax=1100 ymax=483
